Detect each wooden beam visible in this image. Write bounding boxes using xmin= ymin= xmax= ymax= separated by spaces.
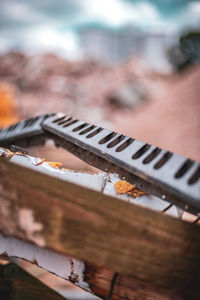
xmin=0 ymin=263 xmax=66 ymax=300
xmin=0 ymin=234 xmax=173 ymax=300
xmin=0 ymin=157 xmax=200 ymax=299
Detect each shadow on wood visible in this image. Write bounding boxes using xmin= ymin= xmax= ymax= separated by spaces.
xmin=0 ymin=263 xmax=66 ymax=300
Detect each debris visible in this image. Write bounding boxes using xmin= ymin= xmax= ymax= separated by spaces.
xmin=108 ymin=80 xmax=147 ymax=108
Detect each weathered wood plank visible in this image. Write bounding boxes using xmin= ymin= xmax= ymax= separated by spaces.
xmin=83 ymin=263 xmax=179 ymax=300
xmin=0 ymin=234 xmax=93 ymax=295
xmin=0 ymin=157 xmax=200 ymax=299
xmin=0 ymin=263 xmax=66 ymax=300
xmin=0 ymin=234 xmax=176 ymax=300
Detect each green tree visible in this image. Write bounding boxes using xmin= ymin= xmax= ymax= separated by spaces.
xmin=168 ymin=31 xmax=200 ymax=71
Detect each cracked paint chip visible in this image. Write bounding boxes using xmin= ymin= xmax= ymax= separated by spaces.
xmin=18 ymin=208 xmax=45 ymax=247
xmin=114 ymin=180 xmax=146 ymax=198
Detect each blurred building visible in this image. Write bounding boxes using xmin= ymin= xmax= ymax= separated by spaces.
xmin=80 ymin=26 xmax=177 ymax=72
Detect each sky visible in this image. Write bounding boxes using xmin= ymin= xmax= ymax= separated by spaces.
xmin=0 ymin=0 xmax=199 ymax=58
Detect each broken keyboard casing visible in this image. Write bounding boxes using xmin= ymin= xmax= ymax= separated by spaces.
xmin=0 ymin=113 xmax=199 ymax=216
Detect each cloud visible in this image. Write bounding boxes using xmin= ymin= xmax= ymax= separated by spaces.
xmin=189 ymin=1 xmax=200 ymax=19
xmin=0 ymin=0 xmax=199 ymax=56
xmin=0 ymin=0 xmax=82 ymax=56
xmin=79 ymin=0 xmax=160 ymax=27
xmin=0 ymin=1 xmax=46 ymax=30
xmin=23 ymin=26 xmax=81 ymax=58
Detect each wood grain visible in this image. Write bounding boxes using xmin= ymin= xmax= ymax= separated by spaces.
xmin=0 ymin=157 xmax=200 ymax=299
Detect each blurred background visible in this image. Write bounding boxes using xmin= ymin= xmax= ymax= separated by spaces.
xmin=0 ymin=0 xmax=200 ymax=163
xmin=0 ymin=0 xmax=200 ymax=298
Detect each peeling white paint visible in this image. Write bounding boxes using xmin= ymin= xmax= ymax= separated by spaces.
xmin=103 ymin=173 xmax=181 ymax=218
xmin=0 ymin=233 xmax=92 ymax=292
xmin=10 ymin=154 xmax=105 ymax=193
xmin=71 ymin=258 xmax=91 ymax=291
xmin=0 ymin=147 xmax=182 ymax=218
xmin=18 ymin=208 xmax=45 ymax=247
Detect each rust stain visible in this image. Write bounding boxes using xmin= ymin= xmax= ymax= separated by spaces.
xmin=36 ymin=158 xmax=46 ymax=166
xmin=46 ymin=161 xmax=63 ymax=169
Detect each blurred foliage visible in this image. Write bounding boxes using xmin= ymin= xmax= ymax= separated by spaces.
xmin=168 ymin=31 xmax=200 ymax=71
